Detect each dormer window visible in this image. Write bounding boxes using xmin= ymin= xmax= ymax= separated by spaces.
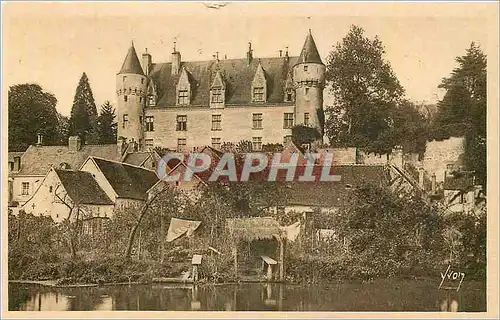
xmin=148 ymin=95 xmax=155 ymax=106
xmin=210 ymin=70 xmax=226 ymax=107
xmin=253 ymin=87 xmax=264 ymax=102
xmin=178 ymin=90 xmax=189 ymax=105
xmin=211 ymin=88 xmax=223 ymax=103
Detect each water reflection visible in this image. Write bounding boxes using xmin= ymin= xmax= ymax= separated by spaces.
xmin=8 ymin=280 xmax=485 ymax=312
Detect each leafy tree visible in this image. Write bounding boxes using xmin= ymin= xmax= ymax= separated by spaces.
xmin=97 ymin=101 xmax=117 ymax=144
xmin=324 ymin=25 xmax=405 ymax=153
xmin=431 ymin=43 xmax=487 ymax=187
xmin=291 ymin=125 xmax=321 ymax=147
xmin=262 ymin=143 xmax=284 ymax=152
xmin=8 ymin=84 xmax=59 ymax=151
xmin=69 ymin=72 xmax=99 ymax=144
xmin=55 ymin=112 xmax=70 ymax=145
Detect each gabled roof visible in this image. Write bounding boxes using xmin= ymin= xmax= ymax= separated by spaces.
xmin=149 ymin=56 xmax=298 ymax=106
xmin=119 ymin=44 xmax=145 ymax=75
xmin=296 ymin=31 xmax=323 ymax=65
xmin=18 ymin=144 xmax=119 ymax=176
xmin=123 ymin=152 xmax=153 ymax=167
xmin=54 ymin=169 xmax=113 ymax=205
xmin=92 ymin=157 xmax=159 ymax=200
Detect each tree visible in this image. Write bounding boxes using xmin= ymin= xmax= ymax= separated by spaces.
xmin=97 ymin=101 xmax=117 ymax=144
xmin=56 ymin=112 xmax=70 ymax=145
xmin=431 ymin=43 xmax=486 ymax=187
xmin=8 ymin=84 xmax=59 ymax=151
xmin=69 ymin=72 xmax=99 ymax=144
xmin=291 ymin=125 xmax=321 ymax=147
xmin=324 ymin=25 xmax=405 ymax=153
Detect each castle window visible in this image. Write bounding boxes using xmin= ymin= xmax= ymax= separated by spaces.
xmin=253 ymin=87 xmax=264 ymax=102
xmin=177 ymin=138 xmax=187 ymax=152
xmin=176 ymin=115 xmax=187 ymax=131
xmin=145 ymin=116 xmax=154 ymax=132
xmin=252 ymin=137 xmax=262 ymax=151
xmin=286 ymin=92 xmax=293 ymax=102
xmin=178 ymin=90 xmax=189 ymax=105
xmin=145 ymin=139 xmax=154 ymax=150
xmin=304 ymin=65 xmax=308 ymax=72
xmin=212 ymin=114 xmax=222 ymax=131
xmin=21 ymin=182 xmax=29 ymax=196
xmin=211 ymin=88 xmax=223 ymax=103
xmin=283 ymin=113 xmax=294 ymax=129
xmin=304 ymin=113 xmax=310 ymax=126
xmin=49 ymin=186 xmax=53 ymax=193
xmin=124 ymin=95 xmax=128 ymax=102
xmin=212 ymin=138 xmax=222 ymax=150
xmin=252 ymin=113 xmax=263 ymax=129
xmin=305 ymin=87 xmax=309 ymax=95
xmin=148 ymin=95 xmax=156 ymax=107
xmin=123 ymin=114 xmax=129 ymax=128
xmin=123 ymin=76 xmax=127 ymax=82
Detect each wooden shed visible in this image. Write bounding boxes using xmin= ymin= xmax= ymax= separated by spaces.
xmin=227 ymin=217 xmax=286 ymax=282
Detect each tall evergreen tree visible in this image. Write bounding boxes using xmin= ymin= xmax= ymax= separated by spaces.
xmin=8 ymin=84 xmax=59 ymax=151
xmin=97 ymin=101 xmax=117 ymax=144
xmin=431 ymin=43 xmax=487 ymax=187
xmin=69 ymin=72 xmax=99 ymax=143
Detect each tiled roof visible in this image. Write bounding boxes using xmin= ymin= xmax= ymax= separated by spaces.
xmin=54 ymin=169 xmax=113 ymax=205
xmin=92 ymin=157 xmax=159 ymax=200
xmin=297 ymin=31 xmax=323 ymax=65
xmin=18 ymin=144 xmax=119 ymax=176
xmin=149 ymin=56 xmax=299 ymax=107
xmin=123 ymin=152 xmax=152 ymax=166
xmin=281 ymin=165 xmax=388 ymax=207
xmin=119 ymin=44 xmax=144 ymax=75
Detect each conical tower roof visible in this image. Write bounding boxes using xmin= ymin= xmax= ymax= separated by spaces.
xmin=297 ymin=30 xmax=323 ymax=65
xmin=118 ymin=43 xmax=145 ymax=75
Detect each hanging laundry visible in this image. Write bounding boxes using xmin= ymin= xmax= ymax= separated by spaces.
xmin=166 ymin=217 xmax=202 ymax=242
xmin=283 ymin=221 xmax=301 ymax=242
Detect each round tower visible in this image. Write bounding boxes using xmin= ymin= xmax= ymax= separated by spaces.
xmin=116 ymin=42 xmax=147 ymax=146
xmin=293 ymin=30 xmax=325 ymax=138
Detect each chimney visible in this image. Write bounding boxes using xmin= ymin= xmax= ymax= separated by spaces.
xmin=68 ymin=136 xmax=82 ymax=151
xmin=142 ymin=48 xmax=152 ymax=76
xmin=13 ymin=156 xmax=21 ymax=172
xmin=36 ymin=133 xmax=43 ymax=146
xmin=171 ymin=40 xmax=181 ymax=76
xmin=247 ymin=42 xmax=253 ymax=65
xmin=431 ymin=173 xmax=436 ymax=193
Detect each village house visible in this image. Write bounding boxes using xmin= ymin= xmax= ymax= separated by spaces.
xmin=22 ymin=156 xmax=160 ymax=222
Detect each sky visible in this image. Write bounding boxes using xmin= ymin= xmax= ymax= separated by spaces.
xmin=2 ymin=2 xmax=496 ymax=117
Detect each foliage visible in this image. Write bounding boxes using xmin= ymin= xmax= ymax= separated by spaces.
xmin=55 ymin=112 xmax=70 ymax=145
xmin=430 ymin=43 xmax=487 ymax=187
xmin=97 ymin=101 xmax=117 ymax=144
xmin=69 ymin=72 xmax=99 ymax=144
xmin=8 ymin=84 xmax=60 ymax=151
xmin=291 ymin=125 xmax=321 ymax=146
xmin=261 ymin=143 xmax=284 ymax=152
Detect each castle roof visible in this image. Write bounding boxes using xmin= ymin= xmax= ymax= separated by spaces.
xmin=296 ymin=30 xmax=323 ymax=65
xmin=54 ymin=169 xmax=114 ymax=205
xmin=148 ymin=56 xmax=299 ymax=107
xmin=119 ymin=43 xmax=145 ymax=75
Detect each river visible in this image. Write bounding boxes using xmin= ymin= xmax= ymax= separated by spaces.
xmin=8 ymin=279 xmax=486 ymax=311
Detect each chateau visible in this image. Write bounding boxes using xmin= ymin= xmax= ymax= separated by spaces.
xmin=116 ymin=30 xmax=325 ymax=152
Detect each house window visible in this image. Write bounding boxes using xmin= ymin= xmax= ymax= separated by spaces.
xmin=212 ymin=115 xmax=222 ymax=131
xmin=145 ymin=139 xmax=154 ymax=149
xmin=49 ymin=186 xmax=53 ymax=193
xmin=21 ymin=182 xmax=29 ymax=196
xmin=177 ymin=138 xmax=187 ymax=152
xmin=123 ymin=114 xmax=129 ymax=128
xmin=124 ymin=95 xmax=128 ymax=102
xmin=211 ymin=88 xmax=223 ymax=103
xmin=123 ymin=76 xmax=127 ymax=82
xmin=304 ymin=113 xmax=310 ymax=126
xmin=305 ymin=87 xmax=309 ymax=95
xmin=212 ymin=138 xmax=222 ymax=150
xmin=145 ymin=116 xmax=154 ymax=132
xmin=283 ymin=135 xmax=292 ymax=145
xmin=284 ymin=113 xmax=294 ymax=129
xmin=252 ymin=113 xmax=263 ymax=129
xmin=253 ymin=87 xmax=264 ymax=102
xmin=178 ymin=90 xmax=189 ymax=105
xmin=252 ymin=137 xmax=263 ymax=151
xmin=176 ymin=115 xmax=187 ymax=131
xmin=304 ymin=65 xmax=308 ymax=72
